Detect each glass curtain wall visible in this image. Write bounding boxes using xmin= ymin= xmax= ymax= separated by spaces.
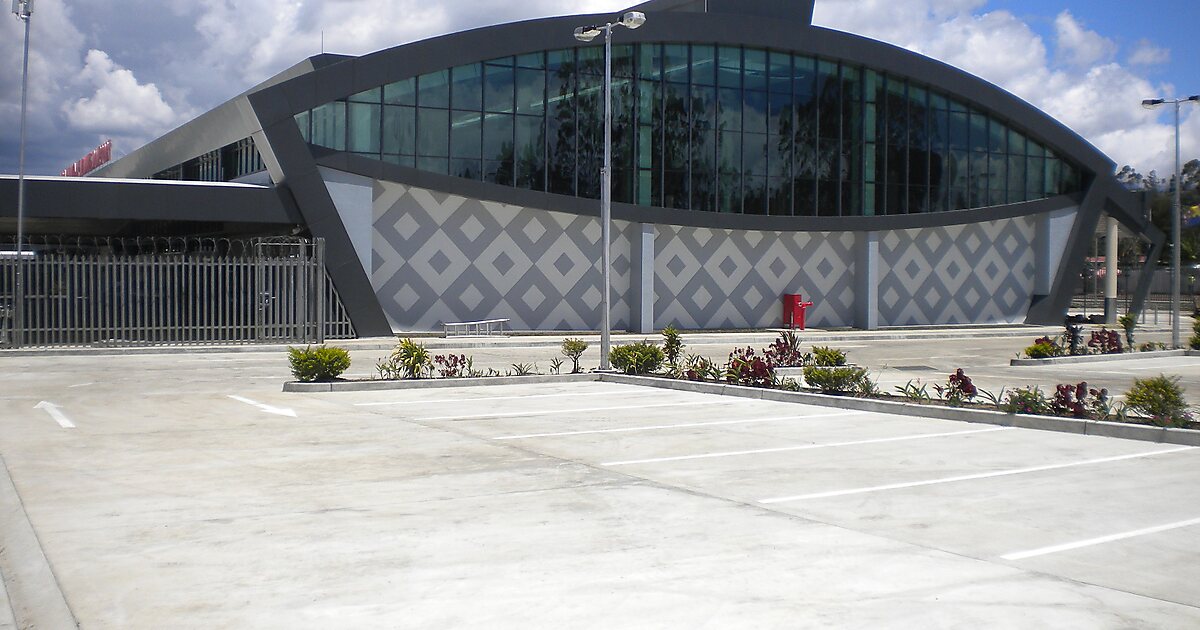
xmin=296 ymin=43 xmax=1081 ymax=216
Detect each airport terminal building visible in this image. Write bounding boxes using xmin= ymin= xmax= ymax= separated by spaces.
xmin=55 ymin=0 xmax=1160 ymax=337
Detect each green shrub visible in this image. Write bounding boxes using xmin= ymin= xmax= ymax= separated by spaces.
xmin=682 ymin=353 xmax=722 ymax=382
xmin=1001 ymin=386 xmax=1050 ymax=415
xmin=802 ymin=365 xmax=867 ymax=394
xmin=561 ymin=338 xmax=589 ymax=373
xmin=609 ymin=341 xmax=665 ymax=375
xmin=811 ymin=346 xmax=847 ymax=367
xmin=1190 ymin=318 xmax=1200 ymax=350
xmin=1140 ymin=342 xmax=1167 ymax=352
xmin=1125 ymin=375 xmax=1193 ymax=427
xmin=377 ymin=338 xmax=432 ymax=379
xmin=662 ymin=326 xmax=684 ymax=365
xmin=1024 ymin=336 xmax=1063 ymax=359
xmin=1118 ymin=313 xmax=1137 ymax=347
xmin=288 ymin=345 xmax=351 ymax=382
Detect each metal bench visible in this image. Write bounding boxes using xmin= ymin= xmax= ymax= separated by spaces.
xmin=442 ymin=318 xmax=509 ymax=338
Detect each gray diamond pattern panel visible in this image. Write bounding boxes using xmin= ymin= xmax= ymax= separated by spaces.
xmin=373 ymin=181 xmax=633 ymax=331
xmin=876 ymin=218 xmax=1037 ymax=326
xmin=372 ymin=181 xmax=1041 ymax=331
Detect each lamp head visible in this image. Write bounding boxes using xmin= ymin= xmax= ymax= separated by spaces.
xmin=12 ymin=0 xmax=33 ymax=19
xmin=1188 ymin=95 xmax=1200 ymax=103
xmin=574 ymin=26 xmax=600 ymax=42
xmin=1142 ymin=98 xmax=1165 ymax=109
xmin=621 ymin=11 xmax=646 ymax=29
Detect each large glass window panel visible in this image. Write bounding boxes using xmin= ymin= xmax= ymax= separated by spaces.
xmin=486 ymin=160 xmax=514 ymax=187
xmin=691 ymin=85 xmax=717 ymax=132
xmin=311 ymin=101 xmax=345 ymax=150
xmin=817 ymin=61 xmax=841 ymax=140
xmin=417 ymin=108 xmax=449 ymax=157
xmin=349 ymin=87 xmax=381 ymax=104
xmin=718 ymin=46 xmax=741 ymax=88
xmin=418 ymin=70 xmax=450 ymax=108
xmin=1008 ymin=129 xmax=1026 ymax=156
xmin=1007 ymin=153 xmax=1026 ymax=202
xmin=384 ymin=78 xmax=415 ymax=105
xmin=768 ymin=91 xmax=792 ymax=137
xmin=664 ymin=171 xmax=688 ymax=209
xmin=516 ymin=68 xmax=546 ymax=115
xmin=744 ymin=133 xmax=767 ymax=175
xmin=692 ymin=45 xmax=716 ymax=86
xmin=382 ymin=154 xmax=415 ymax=168
xmin=348 ymin=102 xmax=381 ymax=154
xmin=663 ymin=44 xmax=688 ymax=83
xmin=662 ymin=83 xmax=691 ymax=171
xmin=769 ymin=133 xmax=791 ymax=179
xmin=483 ymin=115 xmax=514 ymax=163
xmin=744 ymin=90 xmax=768 ymax=134
xmin=612 ymin=44 xmax=634 ymax=79
xmin=968 ymin=111 xmax=988 ymax=152
xmin=691 ymin=129 xmax=716 ymax=212
xmin=517 ymin=51 xmax=544 ymax=69
xmin=451 ymin=64 xmax=483 ymax=111
xmin=769 ymin=176 xmax=792 ymax=215
xmin=484 ymin=62 xmax=515 ymax=113
xmin=1027 ymin=156 xmax=1045 ymax=197
xmin=817 ymin=179 xmax=840 ymax=216
xmin=769 ymin=51 xmax=791 ymax=94
xmin=744 ymin=48 xmax=768 ymax=91
xmin=989 ymin=119 xmax=1007 ymax=153
xmin=744 ymin=175 xmax=767 ymax=214
xmin=547 ymin=98 xmax=576 ymax=196
xmin=451 ymin=111 xmax=482 ymax=159
xmin=578 ymin=46 xmax=604 ymax=75
xmin=949 ymin=110 xmax=969 ymax=150
xmin=515 ymin=114 xmax=545 ymax=190
xmin=719 ymin=171 xmax=742 ymax=213
xmin=638 ymin=43 xmax=661 ymax=80
xmin=720 ymin=131 xmax=742 ymax=173
xmin=1045 ymin=156 xmax=1063 ymax=196
xmin=718 ymin=88 xmax=742 ymax=131
xmin=794 ymin=178 xmax=816 ymax=216
xmin=383 ymin=105 xmax=415 ymax=155
xmin=451 ymin=159 xmax=481 ymax=180
xmin=793 ymin=55 xmax=816 ymax=97
xmin=970 ymin=152 xmax=989 ymax=207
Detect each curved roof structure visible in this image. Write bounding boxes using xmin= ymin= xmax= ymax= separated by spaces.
xmin=98 ymin=1 xmax=1161 ymax=335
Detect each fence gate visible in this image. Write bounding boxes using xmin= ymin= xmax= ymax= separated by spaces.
xmin=0 ymin=237 xmax=355 ymax=348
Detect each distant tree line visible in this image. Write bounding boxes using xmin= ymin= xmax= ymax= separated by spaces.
xmin=1115 ymin=159 xmax=1200 ymax=263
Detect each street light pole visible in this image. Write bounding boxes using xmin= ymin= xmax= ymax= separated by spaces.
xmin=574 ymin=11 xmax=645 ymax=371
xmin=1143 ymin=95 xmax=1200 ymax=349
xmin=12 ymin=0 xmax=33 ymax=349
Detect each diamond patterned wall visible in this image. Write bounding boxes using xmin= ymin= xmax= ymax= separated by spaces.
xmin=371 ymin=179 xmax=1040 ymax=331
xmin=655 ymin=226 xmax=857 ymax=328
xmin=372 ymin=181 xmax=632 ymax=331
xmin=877 ymin=217 xmax=1037 ymax=326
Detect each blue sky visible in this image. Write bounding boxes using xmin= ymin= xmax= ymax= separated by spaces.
xmin=0 ymin=0 xmax=1196 ymax=177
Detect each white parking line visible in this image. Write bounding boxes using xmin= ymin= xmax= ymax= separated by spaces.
xmin=759 ymin=446 xmax=1195 ymax=504
xmin=492 ymin=411 xmax=861 ymax=440
xmin=1001 ymin=516 xmax=1200 ymax=561
xmin=602 ymin=427 xmax=1012 ymax=466
xmin=417 ymin=400 xmax=716 ymax=421
xmin=355 ymin=390 xmax=621 ymax=407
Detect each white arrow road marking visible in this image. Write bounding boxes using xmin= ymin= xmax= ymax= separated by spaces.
xmin=67 ymin=382 xmax=95 ymax=389
xmin=34 ymin=401 xmax=76 ymax=429
xmin=227 ymin=395 xmax=298 ymax=417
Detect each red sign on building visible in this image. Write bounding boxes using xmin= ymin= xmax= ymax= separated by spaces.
xmin=60 ymin=140 xmax=113 ymax=177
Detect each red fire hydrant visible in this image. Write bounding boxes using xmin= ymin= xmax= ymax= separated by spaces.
xmin=782 ymin=294 xmax=814 ymax=330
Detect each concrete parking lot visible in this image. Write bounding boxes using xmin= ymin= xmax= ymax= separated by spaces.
xmin=2 ymin=343 xmax=1200 ymax=628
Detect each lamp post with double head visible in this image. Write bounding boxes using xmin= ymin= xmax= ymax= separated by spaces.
xmin=1142 ymin=94 xmax=1200 ymax=349
xmin=12 ymin=0 xmax=33 ymax=349
xmin=573 ymin=11 xmax=646 ymax=371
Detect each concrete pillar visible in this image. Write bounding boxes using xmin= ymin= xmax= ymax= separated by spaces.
xmin=855 ymin=231 xmax=879 ymax=330
xmin=1034 ymin=212 xmax=1053 ymax=298
xmin=1104 ymin=216 xmax=1119 ymax=324
xmin=630 ymin=223 xmax=656 ymax=333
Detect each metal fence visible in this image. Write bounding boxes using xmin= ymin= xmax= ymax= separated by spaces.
xmin=0 ymin=236 xmax=355 ymax=348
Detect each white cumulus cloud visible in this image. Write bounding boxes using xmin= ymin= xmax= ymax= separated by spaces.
xmin=1128 ymin=39 xmax=1170 ymax=67
xmin=63 ymin=50 xmax=182 ymax=135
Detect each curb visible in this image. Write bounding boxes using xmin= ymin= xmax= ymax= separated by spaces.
xmin=1010 ymin=350 xmax=1187 ymax=366
xmin=0 ymin=454 xmax=78 ymax=630
xmin=1 ymin=326 xmax=1073 ymax=358
xmin=283 ymin=372 xmax=600 ymax=392
xmin=593 ymin=374 xmax=1200 ymax=447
